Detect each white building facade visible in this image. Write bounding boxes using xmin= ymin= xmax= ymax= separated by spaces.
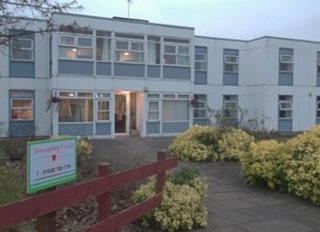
xmin=1 ymin=13 xmax=320 ymax=138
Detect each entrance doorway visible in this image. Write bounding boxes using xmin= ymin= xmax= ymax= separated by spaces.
xmin=115 ymin=93 xmax=127 ymax=133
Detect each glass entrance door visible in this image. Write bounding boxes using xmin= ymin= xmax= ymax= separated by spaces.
xmin=115 ymin=94 xmax=127 ymax=133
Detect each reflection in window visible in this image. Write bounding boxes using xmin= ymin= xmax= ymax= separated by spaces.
xmin=59 ymin=99 xmax=93 ymax=122
xmin=162 ymin=101 xmax=189 ymax=121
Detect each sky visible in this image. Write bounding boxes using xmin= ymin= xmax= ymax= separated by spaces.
xmin=75 ymin=0 xmax=320 ymax=41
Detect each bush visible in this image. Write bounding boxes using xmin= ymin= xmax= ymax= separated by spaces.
xmin=169 ymin=125 xmax=253 ymax=161
xmin=132 ymin=167 xmax=208 ymax=232
xmin=1 ymin=138 xmax=28 ymax=161
xmin=240 ymin=140 xmax=288 ymax=190
xmin=240 ymin=125 xmax=320 ymax=204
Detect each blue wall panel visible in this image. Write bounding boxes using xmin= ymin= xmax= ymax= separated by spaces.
xmin=96 ymin=122 xmax=111 ymax=135
xmin=193 ymin=119 xmax=207 ymax=126
xmin=195 ymin=71 xmax=207 ymax=84
xmin=278 ymin=119 xmax=292 ymax=132
xmin=59 ymin=60 xmax=93 ymax=75
xmin=96 ymin=62 xmax=111 ymax=76
xmin=10 ymin=61 xmax=34 ymax=77
xmin=114 ymin=63 xmax=145 ymax=77
xmin=147 ymin=121 xmax=160 ymax=134
xmin=147 ymin=65 xmax=161 ymax=78
xmin=223 ymin=73 xmax=238 ymax=85
xmin=317 ymin=119 xmax=320 ymax=124
xmin=279 ymin=73 xmax=293 ymax=85
xmin=59 ymin=123 xmax=93 ymax=136
xmin=162 ymin=122 xmax=189 ymax=133
xmin=9 ymin=121 xmax=35 ymax=137
xmin=163 ymin=66 xmax=190 ymax=80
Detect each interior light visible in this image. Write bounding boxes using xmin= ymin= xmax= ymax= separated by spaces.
xmin=124 ymin=52 xmax=129 ymax=56
xmin=72 ymin=48 xmax=77 ymax=52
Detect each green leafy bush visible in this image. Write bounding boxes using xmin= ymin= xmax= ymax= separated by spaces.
xmin=169 ymin=125 xmax=253 ymax=161
xmin=132 ymin=167 xmax=208 ymax=232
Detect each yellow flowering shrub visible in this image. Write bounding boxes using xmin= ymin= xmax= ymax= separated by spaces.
xmin=240 ymin=140 xmax=288 ymax=190
xmin=132 ymin=168 xmax=208 ymax=232
xmin=169 ymin=125 xmax=253 ymax=161
xmin=218 ymin=127 xmax=254 ymax=161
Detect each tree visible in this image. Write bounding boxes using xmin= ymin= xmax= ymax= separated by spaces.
xmin=0 ymin=0 xmax=83 ymax=46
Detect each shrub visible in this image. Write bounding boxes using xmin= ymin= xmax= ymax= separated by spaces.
xmin=169 ymin=125 xmax=253 ymax=161
xmin=240 ymin=140 xmax=288 ymax=190
xmin=132 ymin=167 xmax=208 ymax=232
xmin=2 ymin=138 xmax=28 ymax=161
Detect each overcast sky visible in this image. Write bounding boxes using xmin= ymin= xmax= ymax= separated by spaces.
xmin=77 ymin=0 xmax=320 ymax=41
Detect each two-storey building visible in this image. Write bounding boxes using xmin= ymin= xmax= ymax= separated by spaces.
xmin=1 ymin=13 xmax=320 ymax=138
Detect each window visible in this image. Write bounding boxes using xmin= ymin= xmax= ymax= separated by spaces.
xmin=163 ymin=38 xmax=190 ymax=66
xmin=195 ymin=53 xmax=207 ymax=71
xmin=278 ymin=95 xmax=292 ymax=119
xmin=223 ymin=95 xmax=238 ymax=119
xmin=317 ymin=96 xmax=320 ymax=119
xmin=279 ymin=49 xmax=294 ymax=73
xmin=59 ymin=92 xmax=93 ymax=122
xmin=59 ymin=35 xmax=93 ymax=59
xmin=148 ymin=36 xmax=161 ymax=64
xmin=317 ymin=52 xmax=320 ymax=74
xmin=162 ymin=94 xmax=189 ymax=121
xmin=193 ymin=95 xmax=207 ymax=118
xmin=224 ymin=55 xmax=238 ymax=73
xmin=96 ymin=31 xmax=111 ymax=61
xmin=97 ymin=100 xmax=110 ymax=121
xmin=115 ymin=33 xmax=144 ymax=63
xmin=147 ymin=94 xmax=160 ymax=120
xmin=10 ymin=91 xmax=34 ymax=120
xmin=11 ymin=37 xmax=33 ymax=60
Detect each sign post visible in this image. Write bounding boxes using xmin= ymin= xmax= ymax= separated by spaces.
xmin=27 ymin=137 xmax=77 ymax=194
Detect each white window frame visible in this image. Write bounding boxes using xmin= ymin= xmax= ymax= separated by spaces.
xmin=195 ymin=53 xmax=207 ymax=71
xmin=163 ymin=43 xmax=190 ymax=66
xmin=96 ymin=97 xmax=111 ymax=122
xmin=115 ymin=39 xmax=144 ymax=63
xmin=278 ymin=98 xmax=293 ymax=119
xmin=193 ymin=95 xmax=207 ymax=119
xmin=11 ymin=37 xmax=34 ymax=61
xmin=224 ymin=55 xmax=238 ymax=64
xmin=147 ymin=100 xmax=160 ymax=121
xmin=59 ymin=35 xmax=93 ymax=60
xmin=11 ymin=98 xmax=34 ymax=121
xmin=317 ymin=96 xmax=320 ymax=119
xmin=279 ymin=54 xmax=294 ymax=64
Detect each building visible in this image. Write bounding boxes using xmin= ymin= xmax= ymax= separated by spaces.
xmin=1 ymin=13 xmax=320 ymax=138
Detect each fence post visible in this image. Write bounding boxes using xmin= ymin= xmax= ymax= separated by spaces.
xmin=98 ymin=162 xmax=111 ymax=221
xmin=156 ymin=151 xmax=166 ymax=194
xmin=36 ymin=187 xmax=57 ymax=232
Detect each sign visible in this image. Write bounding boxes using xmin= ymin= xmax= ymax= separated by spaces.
xmin=27 ymin=137 xmax=77 ymax=194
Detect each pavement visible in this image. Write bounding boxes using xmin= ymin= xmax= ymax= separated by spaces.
xmin=93 ymin=136 xmax=320 ymax=232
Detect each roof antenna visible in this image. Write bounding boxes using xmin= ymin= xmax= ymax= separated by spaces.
xmin=127 ymin=0 xmax=132 ymax=18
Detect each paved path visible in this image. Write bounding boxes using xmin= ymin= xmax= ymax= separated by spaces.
xmin=190 ymin=161 xmax=320 ymax=232
xmin=92 ymin=137 xmax=320 ymax=232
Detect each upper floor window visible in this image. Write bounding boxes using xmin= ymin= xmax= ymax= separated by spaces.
xmin=279 ymin=48 xmax=293 ymax=73
xmin=96 ymin=30 xmax=111 ymax=61
xmin=195 ymin=53 xmax=207 ymax=71
xmin=10 ymin=34 xmax=34 ymax=61
xmin=148 ymin=36 xmax=161 ymax=64
xmin=163 ymin=38 xmax=190 ymax=66
xmin=278 ymin=95 xmax=292 ymax=119
xmin=59 ymin=35 xmax=93 ymax=59
xmin=115 ymin=33 xmax=144 ymax=63
xmin=223 ymin=49 xmax=239 ymax=73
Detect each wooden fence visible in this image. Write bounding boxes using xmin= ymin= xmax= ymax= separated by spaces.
xmin=0 ymin=151 xmax=178 ymax=232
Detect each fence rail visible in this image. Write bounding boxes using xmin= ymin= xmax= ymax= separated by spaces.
xmin=0 ymin=151 xmax=178 ymax=232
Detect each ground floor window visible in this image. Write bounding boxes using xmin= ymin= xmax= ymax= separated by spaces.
xmin=278 ymin=95 xmax=292 ymax=119
xmin=223 ymin=95 xmax=238 ymax=119
xmin=97 ymin=93 xmax=111 ymax=121
xmin=316 ymin=96 xmax=320 ymax=119
xmin=59 ymin=92 xmax=93 ymax=122
xmin=193 ymin=94 xmax=207 ymax=119
xmin=10 ymin=90 xmax=34 ymax=120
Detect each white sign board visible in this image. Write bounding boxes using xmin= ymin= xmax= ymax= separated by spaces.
xmin=27 ymin=137 xmax=77 ymax=194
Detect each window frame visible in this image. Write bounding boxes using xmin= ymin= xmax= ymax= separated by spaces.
xmin=195 ymin=53 xmax=207 ymax=71
xmin=59 ymin=34 xmax=93 ymax=60
xmin=10 ymin=98 xmax=34 ymax=121
xmin=279 ymin=52 xmax=294 ymax=73
xmin=193 ymin=95 xmax=207 ymax=119
xmin=115 ymin=38 xmax=144 ymax=63
xmin=278 ymin=96 xmax=293 ymax=119
xmin=316 ymin=96 xmax=320 ymax=119
xmin=163 ymin=42 xmax=190 ymax=66
xmin=10 ymin=37 xmax=34 ymax=61
xmin=224 ymin=55 xmax=239 ymax=73
xmin=96 ymin=98 xmax=111 ymax=122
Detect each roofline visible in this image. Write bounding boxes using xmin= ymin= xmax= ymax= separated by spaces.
xmin=53 ymin=12 xmax=195 ymax=31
